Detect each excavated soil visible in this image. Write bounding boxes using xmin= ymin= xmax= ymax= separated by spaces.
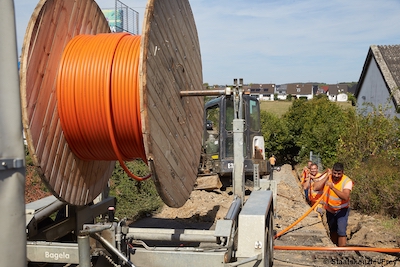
xmin=25 ymin=166 xmax=52 ymax=203
xmin=148 ymin=164 xmax=400 ymax=266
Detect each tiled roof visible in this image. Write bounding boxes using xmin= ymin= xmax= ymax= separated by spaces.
xmin=285 ymin=83 xmax=314 ymax=95
xmin=377 ymin=45 xmax=400 ymax=92
xmin=248 ymin=83 xmax=275 ymax=94
xmin=328 ymin=84 xmax=348 ymax=95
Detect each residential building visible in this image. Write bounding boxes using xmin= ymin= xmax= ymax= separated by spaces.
xmin=285 ymin=83 xmax=315 ymax=99
xmin=355 ymin=45 xmax=400 ymax=118
xmin=327 ymin=84 xmax=349 ymax=101
xmin=275 ymin=84 xmax=287 ymax=100
xmin=248 ymin=83 xmax=276 ymax=101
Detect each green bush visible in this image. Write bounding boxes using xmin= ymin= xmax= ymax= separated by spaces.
xmin=260 ymin=98 xmax=400 ymax=218
xmin=283 ymin=97 xmax=351 ymax=167
xmin=347 ymin=93 xmax=357 ymax=106
xmin=260 ymin=111 xmax=294 ymax=164
xmin=348 ymin=154 xmax=400 ymax=217
xmin=109 ymin=160 xmax=163 ymax=220
xmin=337 ymin=104 xmax=400 ymax=170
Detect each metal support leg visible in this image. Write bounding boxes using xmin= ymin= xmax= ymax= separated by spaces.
xmin=78 ymin=235 xmax=91 ymax=267
xmin=233 ymin=118 xmax=245 ymax=202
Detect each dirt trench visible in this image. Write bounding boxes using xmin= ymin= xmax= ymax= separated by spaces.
xmin=150 ymin=164 xmax=400 ymax=266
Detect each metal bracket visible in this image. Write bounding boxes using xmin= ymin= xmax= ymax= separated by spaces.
xmin=253 ymin=164 xmax=260 ymax=189
xmin=0 ymin=158 xmax=24 ymax=170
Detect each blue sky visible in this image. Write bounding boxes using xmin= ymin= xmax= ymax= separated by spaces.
xmin=14 ymin=0 xmax=400 ymax=85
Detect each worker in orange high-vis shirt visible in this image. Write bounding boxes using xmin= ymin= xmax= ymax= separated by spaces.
xmin=301 ymin=160 xmax=312 ymax=203
xmin=308 ymin=163 xmax=327 ymax=206
xmin=313 ymin=162 xmax=353 ymax=247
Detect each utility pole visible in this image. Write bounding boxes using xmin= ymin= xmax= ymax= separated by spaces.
xmin=0 ymin=1 xmax=27 ymax=266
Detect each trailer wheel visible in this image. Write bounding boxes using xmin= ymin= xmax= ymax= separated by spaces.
xmin=266 ymin=208 xmax=274 ymax=266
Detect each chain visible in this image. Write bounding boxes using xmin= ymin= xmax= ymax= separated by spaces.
xmin=75 ymin=253 xmax=120 ymax=267
xmin=104 ymin=254 xmax=121 ymax=267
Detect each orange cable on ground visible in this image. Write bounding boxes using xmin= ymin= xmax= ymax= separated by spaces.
xmin=57 ymin=33 xmax=151 ymax=181
xmin=274 ymin=245 xmax=400 ymax=253
xmin=274 ymin=184 xmax=329 ymax=239
xmin=274 ymin=170 xmax=400 ymax=253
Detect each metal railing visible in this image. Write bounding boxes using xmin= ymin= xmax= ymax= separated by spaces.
xmin=102 ymin=0 xmax=139 ymax=35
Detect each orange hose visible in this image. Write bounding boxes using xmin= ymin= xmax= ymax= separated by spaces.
xmin=274 ymin=246 xmax=400 ymax=253
xmin=274 ymin=186 xmax=329 ymax=239
xmin=273 ymin=185 xmax=400 ymax=252
xmin=57 ymin=33 xmax=151 ymax=181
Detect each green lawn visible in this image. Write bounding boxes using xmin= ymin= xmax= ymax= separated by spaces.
xmin=260 ymin=100 xmax=353 ymax=117
xmin=259 ymin=101 xmax=293 ymax=117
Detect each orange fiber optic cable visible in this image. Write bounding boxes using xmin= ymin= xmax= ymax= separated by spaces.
xmin=57 ymin=33 xmax=151 ymax=181
xmin=274 ymin=183 xmax=329 ymax=239
xmin=273 ymin=245 xmax=400 ymax=253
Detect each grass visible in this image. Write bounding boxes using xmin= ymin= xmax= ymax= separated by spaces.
xmin=260 ymin=101 xmax=293 ymax=117
xmin=260 ymin=100 xmax=353 ymax=117
xmin=380 ymin=216 xmax=400 ymax=236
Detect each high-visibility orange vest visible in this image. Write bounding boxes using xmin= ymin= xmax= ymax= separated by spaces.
xmin=309 ymin=173 xmax=324 ymax=204
xmin=324 ymin=175 xmax=352 ymax=213
xmin=301 ymin=168 xmax=310 ymax=185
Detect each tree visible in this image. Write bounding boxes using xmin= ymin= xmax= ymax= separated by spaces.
xmin=260 ymin=111 xmax=294 ymax=164
xmin=283 ymin=97 xmax=350 ymax=167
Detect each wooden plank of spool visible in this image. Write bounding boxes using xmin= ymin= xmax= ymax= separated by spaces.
xmin=20 ymin=0 xmax=114 ymax=206
xmin=20 ymin=0 xmax=204 ymax=208
xmin=140 ymin=0 xmax=203 ymax=207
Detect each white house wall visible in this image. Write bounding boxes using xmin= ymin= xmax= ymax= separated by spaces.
xmin=357 ymin=58 xmax=399 ymax=118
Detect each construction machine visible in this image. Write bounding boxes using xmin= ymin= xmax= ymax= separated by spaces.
xmin=196 ymin=91 xmax=272 ymax=190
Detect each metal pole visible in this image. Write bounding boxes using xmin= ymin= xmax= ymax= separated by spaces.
xmin=0 ymin=1 xmax=27 ymax=267
xmin=126 ymin=230 xmax=217 ymax=243
xmin=224 ymin=197 xmax=242 ymax=221
xmin=180 ymin=89 xmax=227 ymax=97
xmin=33 ymin=199 xmax=66 ymax=222
xmin=93 ymin=233 xmax=137 ymax=267
xmin=233 ymin=118 xmax=245 ymax=200
xmin=78 ymin=235 xmax=91 ymax=267
xmin=232 ymin=79 xmax=245 ymax=202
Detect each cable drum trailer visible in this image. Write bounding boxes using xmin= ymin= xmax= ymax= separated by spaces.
xmin=3 ymin=0 xmax=277 ymax=266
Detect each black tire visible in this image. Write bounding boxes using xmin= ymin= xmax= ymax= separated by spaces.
xmin=266 ymin=208 xmax=274 ymax=266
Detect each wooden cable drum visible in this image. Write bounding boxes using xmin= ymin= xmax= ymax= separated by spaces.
xmin=20 ymin=0 xmax=203 ymax=207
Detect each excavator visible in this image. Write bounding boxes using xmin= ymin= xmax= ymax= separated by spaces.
xmin=197 ymin=88 xmax=272 ymax=189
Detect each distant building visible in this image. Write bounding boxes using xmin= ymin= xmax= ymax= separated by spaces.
xmin=355 ymin=45 xmax=400 ymax=118
xmin=248 ymin=83 xmax=276 ymax=101
xmin=327 ymin=84 xmax=348 ymax=101
xmin=285 ymin=83 xmax=315 ymax=99
xmin=275 ymin=84 xmax=287 ymax=100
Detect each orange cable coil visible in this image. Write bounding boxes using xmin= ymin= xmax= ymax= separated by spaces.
xmin=57 ymin=33 xmax=150 ymax=181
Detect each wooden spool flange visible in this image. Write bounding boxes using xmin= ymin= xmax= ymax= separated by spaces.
xmin=20 ymin=0 xmax=203 ymax=207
